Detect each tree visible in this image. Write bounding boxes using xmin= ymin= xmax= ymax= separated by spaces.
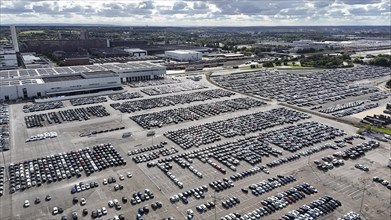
xmin=369 ymin=55 xmax=391 ymax=67
xmin=262 ymin=62 xmax=274 ymax=67
xmin=353 ymin=58 xmax=364 ymax=64
xmin=386 ymin=79 xmax=391 ymax=89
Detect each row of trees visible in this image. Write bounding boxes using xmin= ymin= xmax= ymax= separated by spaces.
xmin=368 ymin=55 xmax=391 ymax=67
xmin=300 ymin=54 xmax=352 ymax=68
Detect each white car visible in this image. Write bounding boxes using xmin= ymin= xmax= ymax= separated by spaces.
xmin=102 ymin=207 xmax=107 ymax=215
xmin=119 ymin=175 xmax=125 ymax=181
xmin=24 ymin=200 xmax=30 ymax=207
xmin=80 ymin=198 xmax=86 ymax=205
xmin=103 ymin=179 xmax=108 ymax=185
xmin=108 ymin=200 xmax=114 ymax=208
xmin=52 ymin=207 xmax=58 ymax=215
xmin=127 ymin=172 xmax=132 ymax=178
xmin=187 ymin=209 xmax=194 ymax=215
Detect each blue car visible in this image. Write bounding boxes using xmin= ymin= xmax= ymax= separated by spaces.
xmin=138 ymin=207 xmax=144 ymax=215
xmin=71 ymin=187 xmax=76 ymax=194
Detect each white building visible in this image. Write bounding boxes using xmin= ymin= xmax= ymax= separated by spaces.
xmin=124 ymin=48 xmax=148 ymax=57
xmin=0 ymin=62 xmax=166 ymax=101
xmin=22 ymin=53 xmax=50 ymax=69
xmin=0 ymin=45 xmax=18 ymax=70
xmin=165 ymin=50 xmax=202 ymax=62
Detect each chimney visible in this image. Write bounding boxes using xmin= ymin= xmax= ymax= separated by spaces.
xmin=10 ymin=25 xmax=19 ymax=52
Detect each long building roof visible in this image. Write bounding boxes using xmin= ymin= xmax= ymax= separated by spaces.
xmin=0 ymin=61 xmax=164 ymax=80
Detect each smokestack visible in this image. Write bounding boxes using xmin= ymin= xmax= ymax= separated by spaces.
xmin=10 ymin=26 xmax=19 ymax=52
xmin=106 ymin=39 xmax=110 ymax=48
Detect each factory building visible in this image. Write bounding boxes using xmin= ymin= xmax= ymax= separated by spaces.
xmin=0 ymin=45 xmax=18 ymax=70
xmin=165 ymin=50 xmax=202 ymax=61
xmin=21 ymin=53 xmax=50 ymax=69
xmin=124 ymin=48 xmax=148 ymax=57
xmin=0 ymin=62 xmax=166 ymax=101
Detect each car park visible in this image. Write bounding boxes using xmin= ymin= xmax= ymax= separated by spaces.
xmin=109 ymin=92 xmax=143 ymax=101
xmin=22 ymin=101 xmax=64 ymax=113
xmin=164 ymin=108 xmax=310 ymax=149
xmin=0 ymin=106 xmax=10 ymax=151
xmin=140 ymin=82 xmax=207 ymax=96
xmin=127 ymin=77 xmax=181 ymax=88
xmin=70 ymin=97 xmax=107 ymax=106
xmin=7 ymin=143 xmax=125 ymax=194
xmin=110 ymin=89 xmax=235 ymax=114
xmin=279 ymin=195 xmax=342 ymax=219
xmin=26 ymin=131 xmax=58 ymax=142
xmin=212 ymin=66 xmax=390 ymax=110
xmin=24 ymin=105 xmax=110 ymax=128
xmin=131 ymin=97 xmax=265 ymax=129
xmin=2 ymin=65 xmax=391 ymax=220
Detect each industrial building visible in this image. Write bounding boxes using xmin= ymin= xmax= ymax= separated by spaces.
xmin=124 ymin=48 xmax=147 ymax=57
xmin=0 ymin=45 xmax=18 ymax=70
xmin=21 ymin=53 xmax=50 ymax=69
xmin=165 ymin=50 xmax=202 ymax=61
xmin=0 ymin=62 xmax=166 ymax=101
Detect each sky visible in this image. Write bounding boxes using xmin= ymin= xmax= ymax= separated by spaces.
xmin=0 ymin=0 xmax=390 ymax=26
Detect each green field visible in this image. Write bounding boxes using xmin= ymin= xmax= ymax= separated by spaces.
xmin=19 ymin=30 xmax=45 ymax=35
xmin=357 ymin=125 xmax=391 ymax=135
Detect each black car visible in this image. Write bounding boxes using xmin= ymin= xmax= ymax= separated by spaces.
xmin=82 ymin=208 xmax=88 ymax=216
xmin=91 ymin=210 xmax=97 ymax=218
xmin=122 ymin=196 xmax=128 ymax=203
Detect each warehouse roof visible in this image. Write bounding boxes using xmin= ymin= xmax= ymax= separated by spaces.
xmin=0 ymin=61 xmax=164 ymax=80
xmin=42 ymin=75 xmax=84 ymax=83
xmin=166 ymin=50 xmax=200 ymax=54
xmin=0 ymin=79 xmax=42 ymax=87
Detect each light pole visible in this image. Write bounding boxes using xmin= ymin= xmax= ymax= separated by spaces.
xmin=211 ymin=171 xmax=224 ymax=220
xmin=359 ymin=178 xmax=371 ymax=220
xmin=307 ymin=151 xmax=321 ymax=182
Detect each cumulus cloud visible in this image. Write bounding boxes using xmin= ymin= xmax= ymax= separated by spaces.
xmin=193 ymin=2 xmax=209 ymax=10
xmin=172 ymin=1 xmax=188 ymax=11
xmin=0 ymin=0 xmax=389 ymax=25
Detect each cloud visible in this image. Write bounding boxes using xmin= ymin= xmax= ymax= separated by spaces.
xmin=193 ymin=2 xmax=209 ymax=10
xmin=0 ymin=0 xmax=389 ymax=25
xmin=138 ymin=1 xmax=154 ymax=10
xmin=172 ymin=1 xmax=188 ymax=11
xmin=340 ymin=0 xmax=382 ymax=5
